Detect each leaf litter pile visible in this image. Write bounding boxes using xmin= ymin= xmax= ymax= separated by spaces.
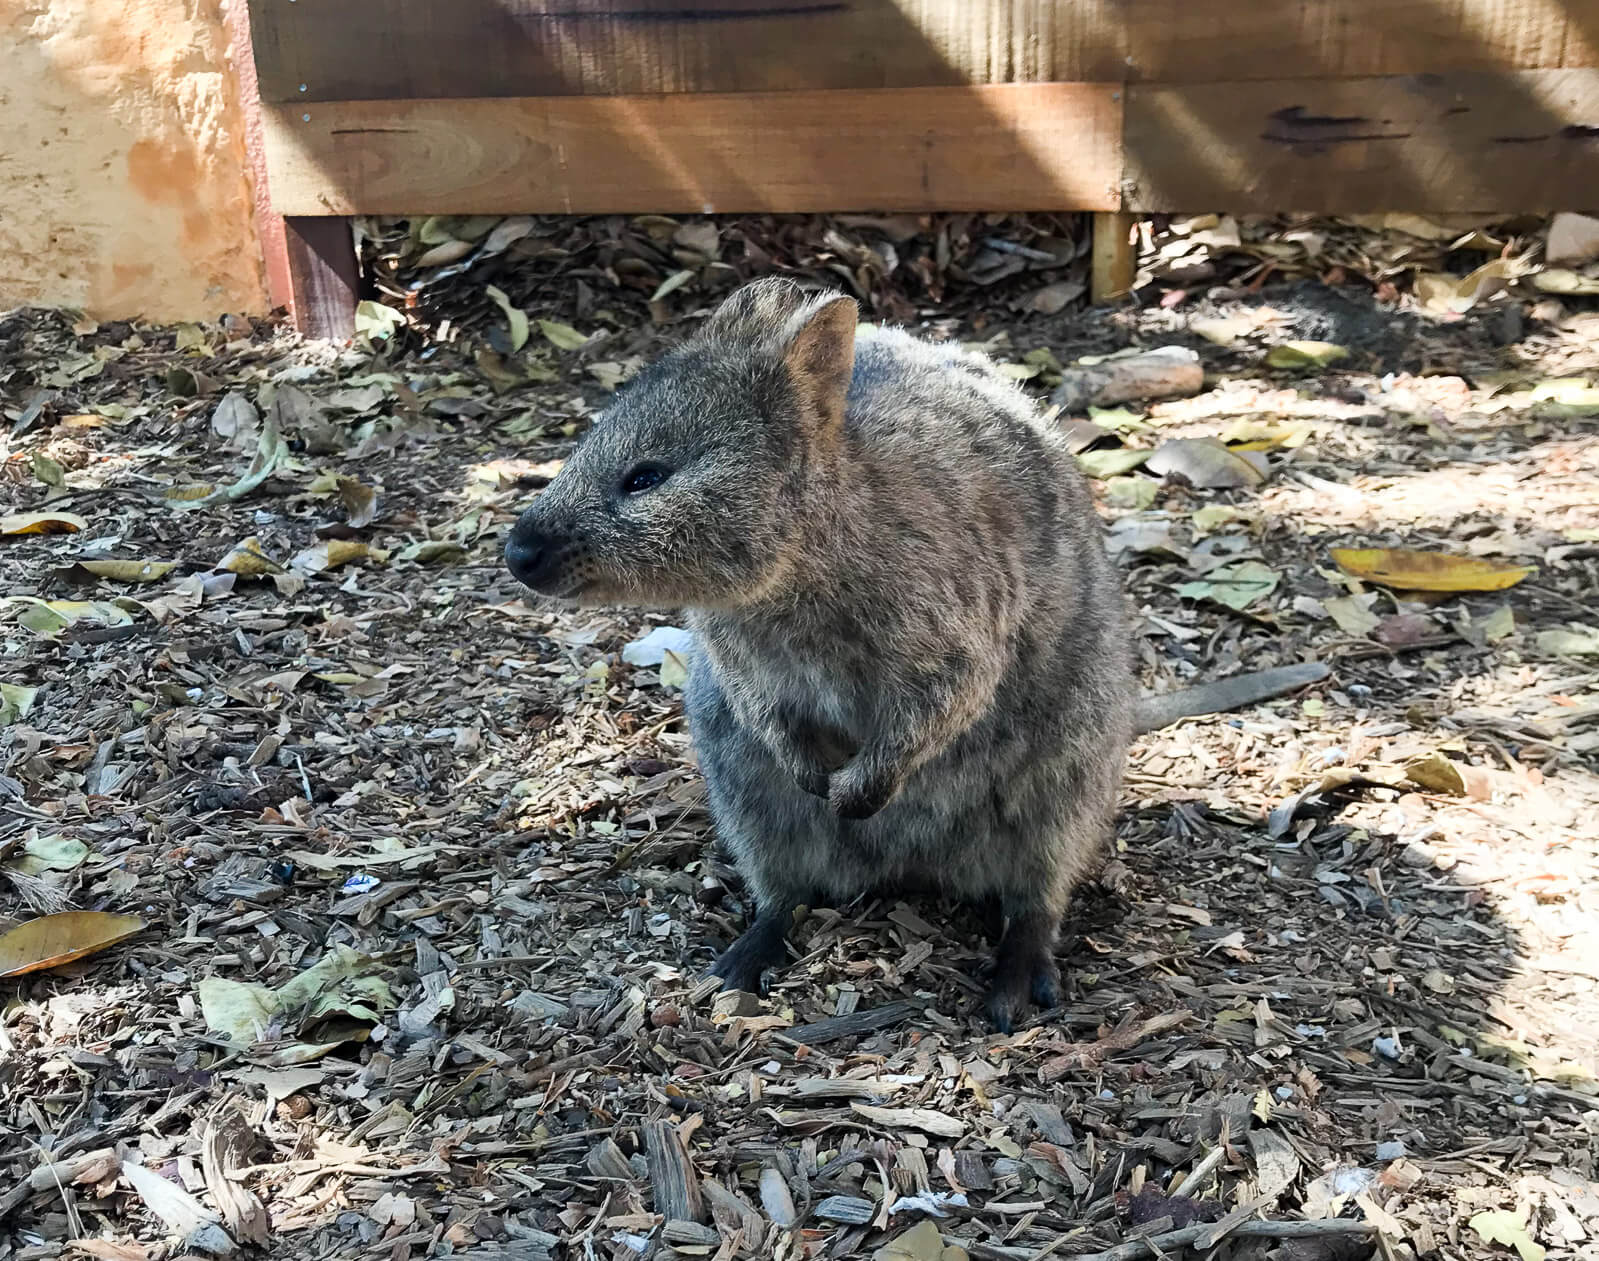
xmin=1 ymin=211 xmax=1597 ymax=1261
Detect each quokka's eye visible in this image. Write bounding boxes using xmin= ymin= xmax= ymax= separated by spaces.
xmin=620 ymin=464 xmax=670 ymax=495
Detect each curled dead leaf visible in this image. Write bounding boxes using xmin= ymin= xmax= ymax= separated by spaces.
xmin=2 ymin=511 xmax=88 ymax=536
xmin=67 ymin=559 xmax=178 ymax=584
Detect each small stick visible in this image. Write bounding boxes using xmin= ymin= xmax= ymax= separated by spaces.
xmin=947 ymin=1219 xmax=1376 ymax=1261
xmin=1166 ymin=1144 xmax=1226 ymax=1199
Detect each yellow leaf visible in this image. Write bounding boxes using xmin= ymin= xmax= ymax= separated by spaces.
xmin=74 ymin=559 xmax=177 ymax=584
xmin=0 ymin=911 xmax=145 ymax=977
xmin=1404 ymin=752 xmax=1467 ymax=796
xmin=1331 ymin=548 xmax=1534 ymax=593
xmin=290 ymin=540 xmax=387 ymax=574
xmin=217 ymin=536 xmax=284 ymax=576
xmin=1 ymin=511 xmax=88 ymax=536
xmin=164 ymin=484 xmax=217 ymax=503
xmin=1266 ymin=340 xmax=1349 ymax=370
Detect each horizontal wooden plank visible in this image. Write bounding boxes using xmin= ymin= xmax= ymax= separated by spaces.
xmin=260 ymin=83 xmax=1124 ymax=216
xmin=247 ymin=0 xmax=1595 ymax=104
xmin=1123 ymin=69 xmax=1599 ymax=213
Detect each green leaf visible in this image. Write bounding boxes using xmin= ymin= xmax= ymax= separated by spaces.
xmin=1469 ymin=1210 xmax=1546 ymax=1261
xmin=1104 ymin=476 xmax=1158 ymax=510
xmin=484 ymin=285 xmax=530 ymax=351
xmin=1077 ymin=448 xmax=1151 ymax=479
xmin=650 ymin=269 xmax=696 ymax=302
xmin=0 ymin=683 xmax=39 ymax=724
xmin=11 ymin=834 xmax=90 ymax=876
xmin=1176 ymin=560 xmax=1281 ymax=612
xmin=538 ymin=319 xmax=589 ymax=351
xmin=354 ymin=300 xmax=404 ymax=340
xmin=1266 ymin=340 xmax=1349 ymax=370
xmin=31 ymin=453 xmax=65 ymax=487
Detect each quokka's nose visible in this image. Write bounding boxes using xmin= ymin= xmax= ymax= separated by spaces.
xmin=504 ymin=527 xmax=548 ymax=588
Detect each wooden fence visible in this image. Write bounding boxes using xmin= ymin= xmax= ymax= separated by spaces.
xmin=236 ymin=1 xmax=1599 ymax=334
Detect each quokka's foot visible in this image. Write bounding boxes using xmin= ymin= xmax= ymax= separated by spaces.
xmin=708 ymin=909 xmax=791 ymax=994
xmin=985 ymin=909 xmax=1062 ymax=1033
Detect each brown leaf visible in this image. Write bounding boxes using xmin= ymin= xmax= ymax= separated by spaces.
xmin=0 ymin=911 xmax=145 ymax=977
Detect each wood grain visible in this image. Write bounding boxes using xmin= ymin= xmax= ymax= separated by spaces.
xmin=1123 ymin=69 xmax=1599 ymax=213
xmin=282 ymin=217 xmax=359 ymax=339
xmin=260 ymin=83 xmax=1124 ymax=216
xmin=246 ymin=0 xmax=1596 ymax=104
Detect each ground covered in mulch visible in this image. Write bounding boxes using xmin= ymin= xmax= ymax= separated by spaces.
xmin=1 ymin=214 xmax=1597 ymax=1261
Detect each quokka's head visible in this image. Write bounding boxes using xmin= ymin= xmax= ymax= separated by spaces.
xmin=505 ymin=278 xmax=857 ymax=608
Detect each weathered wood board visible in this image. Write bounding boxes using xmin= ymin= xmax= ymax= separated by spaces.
xmin=248 ymin=0 xmax=1597 ymax=103
xmin=260 ymin=83 xmax=1124 ymax=216
xmin=1123 ymin=69 xmax=1599 ymax=213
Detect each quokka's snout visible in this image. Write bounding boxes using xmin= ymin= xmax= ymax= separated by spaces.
xmin=504 ymin=512 xmax=582 ymax=597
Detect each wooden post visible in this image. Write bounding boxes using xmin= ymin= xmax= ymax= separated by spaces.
xmin=282 ymin=217 xmax=360 ymax=340
xmin=1091 ymin=211 xmax=1136 ymax=304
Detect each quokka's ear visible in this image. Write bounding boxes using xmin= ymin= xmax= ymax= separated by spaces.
xmin=778 ymin=294 xmax=858 ymax=437
xmin=697 ymin=276 xmax=816 ymax=346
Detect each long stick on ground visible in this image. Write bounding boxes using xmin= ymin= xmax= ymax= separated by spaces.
xmin=948 ymin=1219 xmax=1376 ymax=1261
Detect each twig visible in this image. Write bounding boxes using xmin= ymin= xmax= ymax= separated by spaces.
xmin=959 ymin=1218 xmax=1377 ymax=1261
xmin=1167 ymin=1144 xmax=1226 ymax=1198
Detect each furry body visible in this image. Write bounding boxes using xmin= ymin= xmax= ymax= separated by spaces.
xmin=507 ymin=280 xmax=1134 ymax=1028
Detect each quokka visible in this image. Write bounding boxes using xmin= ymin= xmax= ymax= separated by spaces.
xmin=507 ymin=278 xmax=1324 ymax=1029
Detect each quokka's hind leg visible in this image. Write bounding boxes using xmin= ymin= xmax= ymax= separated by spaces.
xmin=986 ymin=901 xmax=1063 ymax=1033
xmin=709 ymin=901 xmax=794 ymax=994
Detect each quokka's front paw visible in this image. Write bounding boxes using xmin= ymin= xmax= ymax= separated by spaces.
xmin=828 ymin=763 xmax=899 ymax=820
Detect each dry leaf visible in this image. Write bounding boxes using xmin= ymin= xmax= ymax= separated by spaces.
xmin=1323 ymin=594 xmax=1380 ymax=636
xmin=1537 ymin=626 xmax=1599 ymax=656
xmin=1331 ymin=547 xmax=1533 ymax=593
xmin=2 ymin=511 xmax=88 ymax=536
xmin=0 ymin=911 xmax=145 ymax=977
xmin=1146 ymin=438 xmax=1266 ymax=489
xmin=217 ymin=537 xmax=285 ymax=577
xmin=120 ymin=1160 xmax=235 ymax=1255
xmin=70 ymin=559 xmax=178 ymax=584
xmin=1547 ymin=212 xmax=1599 ymax=266
xmin=1532 ymin=269 xmax=1599 ymax=296
xmin=338 ymin=478 xmax=378 ymax=528
xmin=290 ymin=539 xmax=388 ymax=574
xmin=396 ymin=540 xmax=468 ymax=565
xmin=210 ymin=392 xmax=259 ymax=445
xmin=1416 ymin=260 xmax=1514 ymax=313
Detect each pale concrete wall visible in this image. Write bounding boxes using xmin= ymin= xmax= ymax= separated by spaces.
xmin=0 ymin=0 xmax=269 ymax=321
